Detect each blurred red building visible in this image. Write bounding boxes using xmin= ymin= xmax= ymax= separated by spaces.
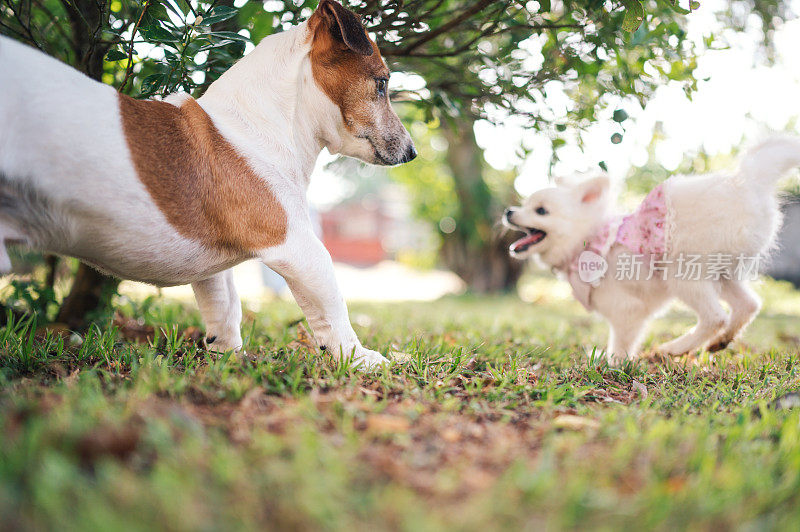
xmin=320 ymin=199 xmax=388 ymax=266
xmin=319 ymin=187 xmax=431 ymax=266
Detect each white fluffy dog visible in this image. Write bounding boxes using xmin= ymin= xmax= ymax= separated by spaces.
xmin=504 ymin=137 xmax=800 ymax=363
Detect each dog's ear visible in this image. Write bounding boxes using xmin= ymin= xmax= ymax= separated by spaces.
xmin=577 ymin=175 xmax=610 ymax=204
xmin=313 ymin=0 xmax=373 ymax=56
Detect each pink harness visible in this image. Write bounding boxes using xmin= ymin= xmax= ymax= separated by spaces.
xmin=565 ymin=183 xmax=669 ymax=310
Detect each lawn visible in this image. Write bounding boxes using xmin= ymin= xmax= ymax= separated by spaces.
xmin=2 ymin=275 xmax=800 ymax=530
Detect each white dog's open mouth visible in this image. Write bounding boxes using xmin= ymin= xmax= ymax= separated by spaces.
xmin=510 ymin=229 xmax=547 ymax=253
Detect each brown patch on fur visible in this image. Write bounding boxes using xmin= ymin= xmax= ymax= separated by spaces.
xmin=308 ymin=4 xmax=389 ymax=131
xmin=118 ymin=94 xmax=286 ymax=252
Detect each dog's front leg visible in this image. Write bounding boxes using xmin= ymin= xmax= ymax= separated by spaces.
xmin=593 ymin=289 xmax=650 ymax=364
xmin=262 ymin=229 xmax=388 ymax=369
xmin=605 ymin=313 xmax=648 ymax=364
xmin=191 ymin=269 xmax=243 ymax=353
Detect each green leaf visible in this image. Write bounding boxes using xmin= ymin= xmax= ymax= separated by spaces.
xmin=659 ymin=0 xmax=690 ymax=15
xmin=140 ymin=24 xmax=180 ymax=43
xmin=174 ymin=0 xmax=192 ymax=15
xmin=163 ymin=0 xmax=189 ymax=18
xmin=140 ymin=73 xmax=164 ymax=96
xmin=197 ymin=40 xmax=236 ymax=52
xmin=146 ymin=2 xmax=171 ymax=23
xmin=105 ymin=49 xmax=127 ymax=62
xmin=198 ymin=6 xmax=238 ymax=26
xmin=612 ymin=109 xmax=628 ymax=122
xmin=207 ymin=31 xmax=249 ymax=42
xmin=248 ymin=11 xmax=275 ymax=43
xmin=620 ymin=0 xmax=645 ymax=32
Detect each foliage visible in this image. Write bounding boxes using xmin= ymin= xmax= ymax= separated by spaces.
xmin=2 ymin=0 xmax=703 ymax=128
xmin=389 ymin=117 xmax=460 ymax=237
xmin=1 ymin=279 xmax=58 ymax=320
xmin=372 ymin=0 xmax=701 ymax=148
xmin=624 ymin=125 xmax=800 ymax=201
xmin=621 ymin=123 xmax=739 ymax=196
xmin=3 ymin=277 xmax=800 ymax=527
xmin=2 ymin=0 xmax=287 ymax=95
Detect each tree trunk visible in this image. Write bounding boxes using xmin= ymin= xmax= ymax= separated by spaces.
xmin=55 ymin=0 xmax=120 ymax=329
xmin=440 ymin=118 xmax=523 ymax=293
xmin=56 ymin=264 xmax=117 ymax=329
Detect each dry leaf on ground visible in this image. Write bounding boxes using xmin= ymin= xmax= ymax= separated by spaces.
xmin=366 ymin=414 xmax=410 ymax=434
xmin=553 ymin=415 xmax=600 ymax=431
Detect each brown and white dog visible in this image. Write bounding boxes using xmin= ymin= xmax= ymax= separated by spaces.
xmin=0 ymin=0 xmax=415 ymax=367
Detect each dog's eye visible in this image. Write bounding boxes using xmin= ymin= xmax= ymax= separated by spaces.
xmin=376 ymin=78 xmax=388 ymax=98
xmin=535 ymin=206 xmax=549 ymax=216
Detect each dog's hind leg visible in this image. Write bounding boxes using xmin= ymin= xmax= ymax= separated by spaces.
xmin=659 ymin=280 xmax=728 ymax=357
xmin=191 ymin=268 xmax=243 ymax=354
xmin=0 ymin=243 xmax=11 ymax=274
xmin=707 ymin=280 xmax=761 ymax=352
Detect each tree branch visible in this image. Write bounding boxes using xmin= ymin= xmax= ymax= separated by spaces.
xmin=118 ymin=0 xmax=151 ymax=92
xmin=392 ymin=0 xmax=495 ymax=55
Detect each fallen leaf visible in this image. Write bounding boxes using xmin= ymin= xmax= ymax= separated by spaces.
xmin=666 ymin=475 xmax=687 ymax=493
xmin=65 ymin=368 xmax=80 ymax=386
xmin=517 ymin=368 xmax=538 ymax=385
xmin=287 ymin=322 xmax=316 ymax=351
xmin=365 ymin=414 xmax=410 ymax=434
xmin=441 ymin=428 xmax=460 ymax=442
xmin=390 ymin=350 xmax=412 ymax=363
xmin=632 ymin=380 xmax=648 ymax=400
xmin=553 ymin=415 xmax=600 ymax=431
xmin=76 ymin=424 xmax=141 ymax=465
xmin=181 ymin=326 xmax=203 ymax=343
xmin=47 ymin=362 xmax=67 ymax=379
xmin=113 ymin=313 xmax=155 ymax=343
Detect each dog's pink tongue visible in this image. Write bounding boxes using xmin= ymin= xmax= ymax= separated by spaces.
xmin=512 ymin=232 xmax=543 ymax=252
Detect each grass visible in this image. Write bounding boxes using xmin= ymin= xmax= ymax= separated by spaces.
xmin=2 ymin=275 xmax=800 ymax=530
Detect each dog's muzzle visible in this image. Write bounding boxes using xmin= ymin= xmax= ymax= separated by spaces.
xmin=504 ymin=208 xmax=546 ymax=255
xmin=400 ymin=144 xmax=417 ymax=164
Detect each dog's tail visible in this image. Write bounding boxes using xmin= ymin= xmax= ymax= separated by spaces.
xmin=739 ymin=135 xmax=800 ymax=188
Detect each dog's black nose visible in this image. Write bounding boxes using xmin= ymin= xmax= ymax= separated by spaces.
xmin=401 ymin=144 xmax=417 ymax=163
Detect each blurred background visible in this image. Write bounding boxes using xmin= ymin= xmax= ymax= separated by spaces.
xmin=3 ymin=0 xmax=800 ymax=324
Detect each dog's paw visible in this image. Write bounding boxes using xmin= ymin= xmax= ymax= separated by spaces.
xmin=706 ymin=338 xmax=732 ymax=353
xmin=204 ymin=334 xmax=243 ymax=354
xmin=656 ymin=339 xmax=694 ymax=358
xmin=606 ymin=352 xmax=633 ymax=366
xmin=350 ymin=346 xmax=389 ymax=371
